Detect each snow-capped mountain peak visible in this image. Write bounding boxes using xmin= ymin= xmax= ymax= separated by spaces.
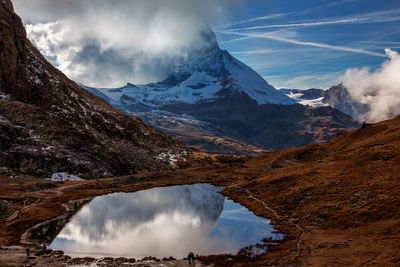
xmin=84 ymin=28 xmax=359 ymax=155
xmin=88 ymin=28 xmax=295 ymax=107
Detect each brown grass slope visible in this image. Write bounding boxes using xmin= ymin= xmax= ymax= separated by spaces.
xmin=0 ymin=117 xmax=399 ymax=266
xmin=225 ymin=116 xmax=400 ymax=266
xmin=0 ymin=0 xmax=189 ymax=179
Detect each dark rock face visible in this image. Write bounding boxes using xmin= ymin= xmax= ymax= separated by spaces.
xmin=0 ymin=0 xmax=188 ymax=178
xmin=322 ymin=84 xmax=370 ymax=120
xmin=88 ymin=82 xmax=360 ymax=154
xmin=161 ymin=96 xmax=360 ymax=150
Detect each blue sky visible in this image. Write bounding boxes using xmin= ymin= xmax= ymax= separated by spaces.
xmin=14 ymin=0 xmax=400 ymax=90
xmin=214 ymin=0 xmax=400 ymax=89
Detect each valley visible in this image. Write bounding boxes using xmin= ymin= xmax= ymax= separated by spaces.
xmin=1 ymin=0 xmax=399 ymax=266
xmin=1 ymin=116 xmax=400 ymax=266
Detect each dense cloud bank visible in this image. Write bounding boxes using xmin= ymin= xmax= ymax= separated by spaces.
xmin=342 ymin=49 xmax=400 ymax=123
xmin=14 ymin=0 xmax=241 ymax=87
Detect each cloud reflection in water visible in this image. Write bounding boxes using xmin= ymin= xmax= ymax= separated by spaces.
xmin=50 ymin=184 xmax=279 ymax=258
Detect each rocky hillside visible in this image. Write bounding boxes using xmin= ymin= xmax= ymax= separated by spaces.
xmin=137 ymin=111 xmax=268 ymax=156
xmin=235 ymin=115 xmax=400 ymax=266
xmin=1 ymin=115 xmax=399 ymax=266
xmin=0 ymin=0 xmax=189 ymax=179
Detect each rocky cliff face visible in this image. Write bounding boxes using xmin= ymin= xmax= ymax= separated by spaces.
xmin=322 ymin=84 xmax=370 ymax=120
xmin=0 ymin=0 xmax=189 ymax=179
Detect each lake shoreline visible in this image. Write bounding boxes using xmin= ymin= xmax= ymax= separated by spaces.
xmin=0 ymin=160 xmax=295 ymax=266
xmin=1 ymin=134 xmax=400 ymax=266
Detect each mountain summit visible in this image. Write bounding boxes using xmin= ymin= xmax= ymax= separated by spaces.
xmin=88 ymin=29 xmax=359 ymax=153
xmin=91 ymin=29 xmax=294 ymax=108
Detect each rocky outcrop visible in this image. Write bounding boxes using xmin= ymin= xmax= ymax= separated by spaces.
xmin=0 ymin=0 xmax=189 ymax=178
xmin=322 ymin=83 xmax=370 ymax=120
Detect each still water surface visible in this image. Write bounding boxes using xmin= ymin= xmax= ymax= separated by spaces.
xmin=50 ymin=184 xmax=282 ymax=258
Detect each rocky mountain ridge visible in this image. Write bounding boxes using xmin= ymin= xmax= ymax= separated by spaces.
xmin=322 ymin=84 xmax=370 ymax=120
xmin=90 ymin=29 xmax=294 ymax=108
xmin=0 ymin=0 xmax=189 ymax=179
xmin=279 ymin=85 xmax=370 ymax=120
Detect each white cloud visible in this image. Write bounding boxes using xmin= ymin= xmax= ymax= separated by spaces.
xmin=214 ymin=13 xmax=287 ymax=29
xmin=219 ymin=36 xmax=253 ymax=44
xmin=266 ymin=72 xmax=343 ymax=90
xmin=227 ymin=15 xmax=400 ymax=32
xmin=13 ymin=0 xmax=242 ymax=87
xmin=342 ymin=49 xmax=400 ymax=122
xmin=231 ymin=48 xmax=278 ymax=55
xmin=216 ymin=30 xmax=386 ymax=57
xmin=214 ymin=0 xmax=363 ymax=30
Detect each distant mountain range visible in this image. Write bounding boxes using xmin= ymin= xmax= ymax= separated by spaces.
xmin=87 ymin=30 xmax=359 ymax=154
xmin=279 ymin=85 xmax=370 ymax=121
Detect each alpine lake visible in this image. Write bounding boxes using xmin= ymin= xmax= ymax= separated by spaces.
xmin=40 ymin=184 xmax=283 ymax=259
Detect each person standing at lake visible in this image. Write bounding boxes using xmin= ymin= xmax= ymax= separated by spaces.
xmin=188 ymin=252 xmax=195 ymax=265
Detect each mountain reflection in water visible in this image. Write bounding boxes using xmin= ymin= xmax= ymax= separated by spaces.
xmin=50 ymin=184 xmax=279 ymax=258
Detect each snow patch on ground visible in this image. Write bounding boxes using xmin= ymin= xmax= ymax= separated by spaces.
xmin=47 ymin=172 xmax=84 ymax=182
xmin=284 ymin=91 xmax=327 ymax=107
xmin=0 ymin=115 xmax=9 ymax=123
xmin=297 ymin=97 xmax=327 ymax=107
xmin=0 ymin=93 xmax=11 ymax=100
xmin=156 ymin=151 xmax=187 ymax=166
xmin=34 ymin=77 xmax=43 ymax=86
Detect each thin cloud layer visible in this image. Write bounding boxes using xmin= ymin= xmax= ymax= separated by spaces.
xmin=216 ymin=30 xmax=386 ymax=57
xmin=342 ymin=49 xmax=400 ymax=122
xmin=13 ymin=0 xmax=241 ymax=87
xmin=220 ymin=9 xmax=400 ymax=31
